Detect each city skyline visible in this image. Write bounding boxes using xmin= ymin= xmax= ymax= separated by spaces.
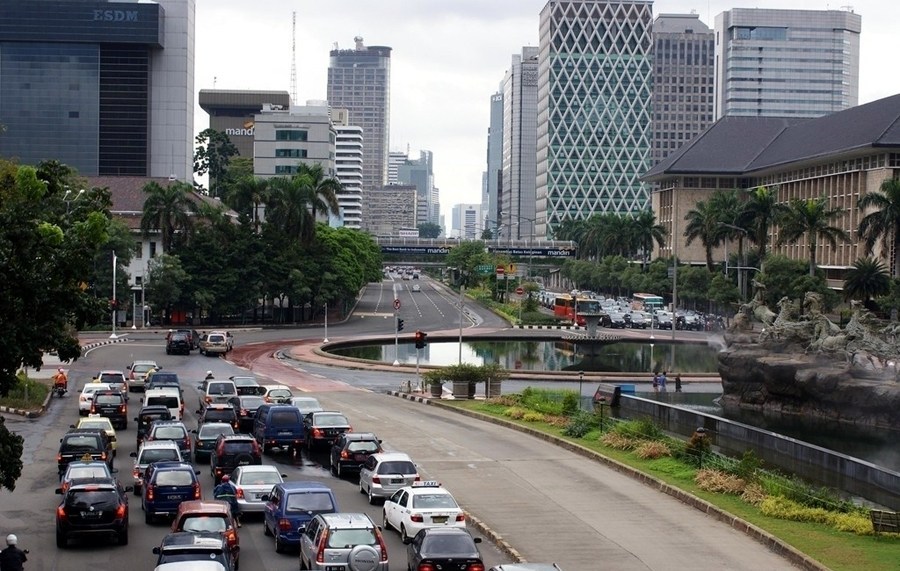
xmin=196 ymin=0 xmax=900 ymax=226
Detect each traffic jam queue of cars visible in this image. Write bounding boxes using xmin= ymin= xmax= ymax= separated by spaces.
xmin=52 ymin=356 xmax=539 ymax=571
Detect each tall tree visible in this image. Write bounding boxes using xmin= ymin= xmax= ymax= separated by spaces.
xmin=741 ymin=185 xmax=783 ymax=267
xmin=266 ymin=175 xmax=317 ymax=244
xmin=296 ymin=163 xmax=341 ymax=220
xmin=140 ymin=181 xmax=196 ymax=252
xmin=226 ymin=175 xmax=269 ymax=231
xmin=632 ymin=210 xmax=667 ymax=272
xmin=843 ymin=258 xmax=891 ymax=308
xmin=683 ymin=199 xmax=723 ymax=271
xmin=193 ymin=128 xmax=238 ymax=198
xmin=857 ymin=178 xmax=900 ymax=278
xmin=778 ymin=197 xmax=850 ymax=276
xmin=418 ymin=222 xmax=441 ymax=238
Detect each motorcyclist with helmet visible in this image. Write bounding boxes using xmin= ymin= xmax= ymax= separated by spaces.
xmin=213 ymin=474 xmax=241 ymax=527
xmin=0 ymin=534 xmax=27 ymax=571
xmin=52 ymin=368 xmax=68 ymax=391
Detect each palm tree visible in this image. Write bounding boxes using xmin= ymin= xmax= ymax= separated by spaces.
xmin=683 ymin=199 xmax=723 ymax=272
xmin=265 ymin=175 xmax=316 ymax=244
xmin=632 ymin=209 xmax=666 ymax=271
xmin=778 ymin=197 xmax=850 ymax=276
xmin=858 ymin=178 xmax=900 ymax=278
xmin=226 ymin=175 xmax=269 ymax=232
xmin=843 ymin=258 xmax=890 ymax=308
xmin=740 ymin=185 xmax=783 ymax=267
xmin=295 ymin=163 xmax=341 ymax=220
xmin=140 ymin=181 xmax=196 ymax=252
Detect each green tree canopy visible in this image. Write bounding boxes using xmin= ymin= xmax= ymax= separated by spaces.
xmin=446 ymin=241 xmax=489 ymax=287
xmin=777 ymin=197 xmax=850 ymax=276
xmin=843 ymin=258 xmax=891 ymax=308
xmin=418 ymin=222 xmax=441 ymax=238
xmin=140 ymin=181 xmax=196 ymax=252
xmin=857 ymin=177 xmax=900 ymax=278
xmin=193 ymin=128 xmax=237 ymax=198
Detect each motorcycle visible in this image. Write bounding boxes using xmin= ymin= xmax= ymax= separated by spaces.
xmin=53 ymin=384 xmax=67 ymax=398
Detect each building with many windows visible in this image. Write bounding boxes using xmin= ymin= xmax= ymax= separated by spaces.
xmin=714 ymin=8 xmax=861 ymax=119
xmin=387 ymin=151 xmax=408 ymax=186
xmin=367 ymin=185 xmax=418 ymax=237
xmin=651 ymin=14 xmax=715 ymax=166
xmin=396 ymin=150 xmax=436 ymax=227
xmin=535 ymin=0 xmax=653 ymax=238
xmin=451 ymin=204 xmax=483 ymax=239
xmin=198 ymin=89 xmax=292 ymax=159
xmin=332 ymin=108 xmax=363 ymax=229
xmin=252 ymin=103 xmax=335 ymax=179
xmin=0 ymin=0 xmax=195 ymax=181
xmin=484 ymin=92 xmax=504 ymax=234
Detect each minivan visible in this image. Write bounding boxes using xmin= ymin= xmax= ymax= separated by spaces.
xmin=252 ymin=404 xmax=305 ymax=454
xmin=262 ymin=482 xmax=338 ymax=553
xmin=144 ymin=388 xmax=183 ymax=421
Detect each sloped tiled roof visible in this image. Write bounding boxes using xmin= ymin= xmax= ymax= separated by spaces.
xmin=643 ymin=93 xmax=900 ymax=181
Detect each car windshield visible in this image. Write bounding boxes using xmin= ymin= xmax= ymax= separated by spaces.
xmin=154 ymin=427 xmax=187 ymax=439
xmin=198 ymin=425 xmax=234 ymax=439
xmin=67 ymin=466 xmax=111 ymax=479
xmin=315 ymin=414 xmax=349 ymax=427
xmin=181 ymin=516 xmax=228 ymax=532
xmin=377 ymin=461 xmax=416 ymax=475
xmin=140 ymin=449 xmax=180 ymax=463
xmin=327 ymin=529 xmax=376 ymax=548
xmin=285 ymin=492 xmax=334 ymax=513
xmin=347 ymin=441 xmax=380 ymax=453
xmin=236 ymin=471 xmax=281 ymax=485
xmin=423 ymin=534 xmax=475 ymax=554
xmin=413 ymin=493 xmax=459 ymax=509
xmin=155 ymin=471 xmax=194 ymax=486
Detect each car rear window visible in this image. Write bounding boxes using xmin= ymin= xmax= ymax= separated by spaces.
xmin=95 ymin=394 xmax=122 ymax=404
xmin=67 ymin=466 xmax=110 ymax=479
xmin=147 ymin=396 xmax=180 ymax=409
xmin=423 ymin=535 xmax=474 ymax=554
xmin=140 ymin=413 xmax=170 ymax=425
xmin=63 ymin=435 xmax=101 ymax=449
xmin=315 ymin=414 xmax=349 ymax=427
xmin=377 ymin=461 xmax=416 ymax=475
xmin=285 ymin=491 xmax=334 ymax=513
xmin=181 ymin=515 xmax=228 ymax=532
xmin=240 ymin=397 xmax=264 ymax=408
xmin=271 ymin=410 xmax=300 ymax=426
xmin=99 ymin=374 xmax=123 ymax=384
xmin=205 ymin=410 xmax=235 ymax=421
xmin=155 ymin=470 xmax=194 ymax=486
xmin=222 ymin=441 xmax=255 ymax=454
xmin=133 ymin=364 xmax=154 ymax=374
xmin=327 ymin=529 xmax=376 ymax=548
xmin=154 ymin=426 xmax=187 ymax=439
xmin=140 ymin=448 xmax=180 ymax=463
xmin=208 ymin=382 xmax=235 ymax=395
xmin=198 ymin=425 xmax=234 ymax=438
xmin=208 ymin=335 xmax=226 ymax=343
xmin=413 ymin=494 xmax=458 ymax=509
xmin=347 ymin=441 xmax=379 ymax=453
xmin=67 ymin=490 xmax=118 ymax=505
xmin=238 ymin=471 xmax=281 ymax=485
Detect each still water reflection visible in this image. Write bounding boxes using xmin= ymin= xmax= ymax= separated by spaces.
xmin=329 ymin=340 xmax=722 ymax=373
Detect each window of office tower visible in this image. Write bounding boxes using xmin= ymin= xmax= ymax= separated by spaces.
xmin=275 ymin=130 xmax=308 ymax=141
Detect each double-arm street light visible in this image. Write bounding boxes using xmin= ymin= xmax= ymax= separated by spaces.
xmin=718 ymin=222 xmax=761 ymax=301
xmin=63 ymin=188 xmax=85 ymax=213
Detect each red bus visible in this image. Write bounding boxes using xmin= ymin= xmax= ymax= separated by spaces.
xmin=553 ymin=295 xmax=601 ymax=326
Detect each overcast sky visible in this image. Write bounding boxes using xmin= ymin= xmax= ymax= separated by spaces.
xmin=195 ymin=0 xmax=898 ymax=225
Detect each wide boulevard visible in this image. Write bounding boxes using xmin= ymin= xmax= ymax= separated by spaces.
xmin=0 ymin=275 xmax=798 ymax=570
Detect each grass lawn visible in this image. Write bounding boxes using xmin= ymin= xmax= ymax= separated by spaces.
xmin=444 ymin=399 xmax=900 ymax=571
xmin=0 ymin=375 xmax=50 ymax=411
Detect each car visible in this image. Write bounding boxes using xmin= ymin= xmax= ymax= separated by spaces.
xmin=406 ymin=527 xmax=483 ymax=571
xmin=192 ymin=422 xmax=235 ymax=463
xmin=260 ymin=384 xmax=293 ymax=404
xmin=171 ymin=328 xmax=200 ymax=350
xmin=298 ymin=512 xmax=389 ymax=571
xmin=94 ymin=370 xmax=129 ymax=398
xmin=153 ymin=531 xmax=236 ymax=571
xmin=230 ymin=375 xmax=263 ymax=396
xmin=142 ymin=461 xmax=202 ymax=523
xmin=90 ymin=389 xmax=128 ymax=429
xmin=78 ymin=382 xmax=112 ymax=416
xmin=144 ymin=387 xmax=184 ymax=421
xmin=71 ymin=415 xmax=117 ymax=455
xmin=252 ymin=403 xmax=306 ymax=454
xmin=682 ymin=312 xmax=703 ymax=331
xmin=628 ymin=312 xmax=649 ymax=329
xmin=170 ymin=500 xmax=239 ymax=563
xmin=262 ymin=482 xmax=339 ymax=553
xmin=303 ymin=411 xmax=352 ymax=451
xmin=655 ymin=311 xmax=674 ymax=330
xmin=146 ymin=371 xmax=182 ymax=393
xmin=358 ymin=452 xmax=420 ymax=505
xmin=144 ymin=420 xmax=192 ymax=461
xmin=58 ymin=428 xmax=114 ymax=476
xmin=329 ymin=432 xmax=382 ymax=478
xmin=58 ymin=460 xmax=115 ymax=494
xmin=608 ymin=312 xmax=628 ymax=329
xmin=166 ymin=332 xmax=192 ymax=355
xmin=211 ymin=434 xmax=262 ymax=483
xmin=227 ymin=395 xmax=265 ymax=432
xmin=55 ymin=480 xmax=132 ymax=548
xmin=135 ymin=405 xmax=174 ymax=448
xmin=197 ymin=403 xmax=239 ymax=430
xmin=489 ymin=565 xmax=564 ymax=571
xmin=198 ymin=379 xmax=238 ymax=408
xmin=199 ymin=331 xmax=233 ymax=356
xmin=230 ymin=465 xmax=286 ymax=514
xmin=130 ymin=440 xmax=183 ymax=494
xmin=288 ymin=396 xmax=323 ymax=416
xmin=412 ymin=283 xmax=421 ymax=292
xmin=127 ymin=359 xmax=158 ymax=391
xmin=383 ymin=481 xmax=466 ymax=543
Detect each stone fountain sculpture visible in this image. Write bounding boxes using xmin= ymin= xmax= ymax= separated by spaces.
xmin=720 ymin=283 xmax=900 ymax=429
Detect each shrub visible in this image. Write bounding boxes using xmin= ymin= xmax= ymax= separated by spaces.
xmin=758 ymin=472 xmax=856 ymax=513
xmin=601 ymin=432 xmax=638 ymax=450
xmin=741 ymin=483 xmax=767 ymax=506
xmin=562 ymin=410 xmax=596 ymax=438
xmin=519 ymin=311 xmax=560 ymax=325
xmin=544 ymin=415 xmax=570 ymax=428
xmin=725 ymin=449 xmax=763 ymax=483
xmin=635 ymin=441 xmax=672 ymax=459
xmin=758 ymin=496 xmax=873 ymax=535
xmin=504 ymin=407 xmax=527 ymax=420
xmin=522 ymin=411 xmax=546 ymax=423
xmin=487 ymin=395 xmax=520 ymax=407
xmin=695 ymin=469 xmax=746 ymax=495
xmin=561 ymin=392 xmax=579 ymax=416
xmin=611 ymin=418 xmax=663 ymax=440
xmin=519 ymin=388 xmax=571 ymax=416
xmin=683 ymin=429 xmax=711 ymax=467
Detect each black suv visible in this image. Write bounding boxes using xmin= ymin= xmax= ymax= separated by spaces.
xmin=330 ymin=432 xmax=383 ymax=478
xmin=134 ymin=405 xmax=172 ymax=448
xmin=55 ymin=480 xmax=131 ymax=547
xmin=210 ymin=434 xmax=262 ymax=483
xmin=303 ymin=411 xmax=352 ymax=451
xmin=166 ymin=332 xmax=192 ymax=355
xmin=58 ymin=429 xmax=114 ymax=476
xmin=197 ymin=403 xmax=239 ymax=430
xmin=90 ymin=389 xmax=128 ymax=429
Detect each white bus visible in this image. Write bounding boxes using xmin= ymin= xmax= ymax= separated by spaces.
xmin=632 ymin=293 xmax=664 ymax=312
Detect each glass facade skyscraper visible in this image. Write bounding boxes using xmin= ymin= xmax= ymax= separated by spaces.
xmin=536 ymin=0 xmax=653 ymax=238
xmin=501 ymin=47 xmax=539 ymax=241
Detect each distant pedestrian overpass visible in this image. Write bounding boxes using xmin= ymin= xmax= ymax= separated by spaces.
xmin=374 ymin=237 xmax=576 ymax=259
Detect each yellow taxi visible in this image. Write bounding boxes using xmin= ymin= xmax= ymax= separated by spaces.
xmin=72 ymin=414 xmax=118 ymax=455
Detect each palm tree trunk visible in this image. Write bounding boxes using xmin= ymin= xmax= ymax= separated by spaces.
xmin=894 ymin=229 xmax=900 ymax=279
xmin=808 ymin=239 xmax=816 ymax=276
xmin=705 ymin=246 xmax=714 ymax=272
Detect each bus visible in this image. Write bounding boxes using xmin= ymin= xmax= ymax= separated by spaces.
xmin=554 ymin=294 xmax=601 ymax=326
xmin=632 ymin=293 xmax=664 ymax=313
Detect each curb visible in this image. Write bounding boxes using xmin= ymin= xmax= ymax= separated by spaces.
xmin=387 ymin=390 xmax=829 ymax=571
xmin=516 ymin=324 xmax=583 ymax=330
xmin=80 ymin=336 xmax=131 ymax=356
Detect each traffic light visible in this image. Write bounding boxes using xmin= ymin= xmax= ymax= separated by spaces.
xmin=109 ymin=298 xmax=118 ymax=310
xmin=397 ymin=318 xmax=405 ymax=332
xmin=414 ymin=330 xmax=427 ymax=349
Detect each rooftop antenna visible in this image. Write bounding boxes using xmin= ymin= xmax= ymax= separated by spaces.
xmin=213 ymin=76 xmax=217 ymax=88
xmin=290 ymin=11 xmax=298 ymax=103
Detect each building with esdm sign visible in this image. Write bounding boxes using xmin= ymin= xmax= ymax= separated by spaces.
xmin=0 ymin=0 xmax=195 ymax=181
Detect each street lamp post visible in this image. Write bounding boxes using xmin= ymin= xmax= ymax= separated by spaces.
xmin=323 ymin=303 xmax=329 ymax=343
xmin=63 ymin=188 xmax=85 ymax=213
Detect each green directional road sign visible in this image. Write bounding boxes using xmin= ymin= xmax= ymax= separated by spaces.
xmin=476 ymin=264 xmax=494 ymax=275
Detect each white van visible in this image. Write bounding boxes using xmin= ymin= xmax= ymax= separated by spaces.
xmin=143 ymin=388 xmax=183 ymax=421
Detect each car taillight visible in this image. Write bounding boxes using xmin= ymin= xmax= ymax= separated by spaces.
xmin=410 ymin=514 xmax=424 ymax=522
xmin=375 ymin=527 xmax=388 ymax=562
xmin=340 ymin=450 xmax=350 ymax=459
xmin=278 ymin=518 xmax=292 ymax=531
xmin=316 ymin=528 xmax=329 ymax=563
xmin=115 ymin=504 xmax=127 ymax=518
xmin=414 ymin=475 xmax=421 ymax=481
xmin=372 ymin=476 xmax=381 ymax=484
xmin=466 ymin=564 xmax=485 ymax=571
xmin=205 ymin=396 xmax=212 ymax=404
xmin=193 ymin=482 xmax=201 ymax=499
xmin=61 ymin=482 xmax=70 ymax=493
xmin=119 ymin=404 xmax=126 ymax=414
xmin=133 ymin=468 xmax=141 ymax=479
xmin=224 ymin=529 xmax=236 ymax=544
xmin=147 ymin=485 xmax=156 ymax=500
xmin=456 ymin=513 xmax=466 ymax=522
xmin=417 ymin=566 xmax=436 ymax=571
xmin=90 ymin=405 xmax=97 ymax=414
xmin=56 ymin=506 xmax=67 ymax=521
xmin=240 ymin=409 xmax=248 ymax=416
xmin=236 ymin=488 xmax=244 ymax=499
xmin=101 ymin=452 xmax=107 ymax=461
xmin=312 ymin=428 xmax=323 ymax=438
xmin=56 ymin=453 xmax=62 ymax=462
xmin=183 ymin=437 xmax=191 ymax=449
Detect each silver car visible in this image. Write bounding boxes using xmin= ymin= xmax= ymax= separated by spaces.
xmin=231 ymin=465 xmax=285 ymax=513
xmin=298 ymin=512 xmax=388 ymax=571
xmin=358 ymin=452 xmax=419 ymax=505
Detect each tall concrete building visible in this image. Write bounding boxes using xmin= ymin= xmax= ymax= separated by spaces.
xmin=327 ymin=37 xmax=392 ymax=213
xmin=387 ymin=151 xmax=408 ymax=185
xmin=396 ymin=151 xmax=436 ymax=226
xmin=651 ymin=14 xmax=715 ymax=165
xmin=0 ymin=0 xmax=195 ymax=181
xmin=367 ymin=185 xmax=417 ymax=237
xmin=199 ymin=89 xmax=292 ymax=159
xmin=252 ymin=103 xmax=335 ymax=179
xmin=714 ymin=8 xmax=861 ymax=119
xmin=451 ymin=203 xmax=483 ymax=239
xmin=501 ymin=47 xmax=539 ymax=241
xmin=484 ymin=92 xmax=504 ymax=232
xmin=535 ymin=0 xmax=653 ymax=239
xmin=331 ymin=109 xmax=364 ymax=230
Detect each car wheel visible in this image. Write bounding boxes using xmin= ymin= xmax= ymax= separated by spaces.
xmin=56 ymin=529 xmax=67 ymax=549
xmin=133 ymin=485 xmax=140 ymax=496
xmin=144 ymin=510 xmax=153 ymax=524
xmin=367 ymin=485 xmax=377 ymax=505
xmin=382 ymin=510 xmax=391 ymax=531
xmin=299 ymin=552 xmax=308 ymax=570
xmin=263 ymin=520 xmax=272 ymax=536
xmin=118 ymin=527 xmax=128 ymax=545
xmin=274 ymin=532 xmax=284 ymax=554
xmin=330 ymin=461 xmax=338 ymax=476
xmin=336 ymin=463 xmax=343 ymax=478
xmin=359 ymin=480 xmax=366 ymax=495
xmin=400 ymin=524 xmax=410 ymax=544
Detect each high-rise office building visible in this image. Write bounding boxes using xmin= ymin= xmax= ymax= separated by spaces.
xmin=501 ymin=47 xmax=539 ymax=241
xmin=451 ymin=204 xmax=483 ymax=239
xmin=396 ymin=151 xmax=435 ymax=226
xmin=714 ymin=8 xmax=861 ymax=119
xmin=651 ymin=14 xmax=715 ymax=165
xmin=199 ymin=89 xmax=292 ymax=159
xmin=327 ymin=37 xmax=391 ymax=208
xmin=485 ymin=92 xmax=504 ymax=233
xmin=0 ymin=0 xmax=195 ymax=181
xmin=332 ymin=108 xmax=363 ymax=230
xmin=367 ymin=185 xmax=417 ymax=237
xmin=252 ymin=103 xmax=335 ymax=178
xmin=387 ymin=151 xmax=408 ymax=185
xmin=535 ymin=0 xmax=653 ymax=239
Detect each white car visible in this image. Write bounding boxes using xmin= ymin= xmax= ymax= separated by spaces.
xmin=73 ymin=415 xmax=118 ymax=453
xmin=78 ymin=383 xmax=112 ymax=416
xmin=359 ymin=451 xmax=420 ymax=504
xmin=288 ymin=396 xmax=323 ymax=417
xmin=412 ymin=284 xmax=421 ymax=292
xmin=260 ymin=384 xmax=293 ymax=404
xmin=231 ymin=465 xmax=286 ymax=513
xmin=382 ymin=481 xmax=466 ymax=543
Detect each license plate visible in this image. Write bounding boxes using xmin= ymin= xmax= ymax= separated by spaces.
xmin=391 ymin=478 xmax=404 ymax=484
xmin=254 ymin=493 xmax=264 ymax=500
xmin=80 ymin=511 xmax=101 ymax=518
xmin=353 ymin=454 xmax=367 ymax=461
xmin=278 ymin=431 xmax=292 ymax=436
xmin=238 ymin=459 xmax=249 ymax=465
xmin=167 ymin=494 xmax=181 ymax=500
xmin=432 ymin=516 xmax=448 ymax=524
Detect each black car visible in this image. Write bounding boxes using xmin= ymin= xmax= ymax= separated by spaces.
xmin=58 ymin=428 xmax=114 ymax=476
xmin=55 ymin=480 xmax=132 ymax=547
xmin=90 ymin=389 xmax=128 ymax=429
xmin=153 ymin=531 xmax=236 ymax=570
xmin=406 ymin=527 xmax=483 ymax=571
xmin=145 ymin=371 xmax=181 ymax=393
xmin=608 ymin=313 xmax=628 ymax=329
xmin=175 ymin=328 xmax=200 ymax=350
xmin=303 ymin=411 xmax=352 ymax=451
xmin=166 ymin=332 xmax=192 ymax=355
xmin=191 ymin=422 xmax=234 ymax=463
xmin=134 ymin=405 xmax=173 ymax=448
xmin=228 ymin=395 xmax=265 ymax=432
xmin=210 ymin=434 xmax=262 ymax=483
xmin=196 ymin=403 xmax=239 ymax=430
xmin=329 ymin=432 xmax=382 ymax=478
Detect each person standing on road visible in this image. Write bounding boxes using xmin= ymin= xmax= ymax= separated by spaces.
xmin=675 ymin=374 xmax=682 ymax=392
xmin=0 ymin=534 xmax=27 ymax=571
xmin=213 ymin=475 xmax=241 ymax=528
xmin=659 ymin=371 xmax=668 ymax=390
